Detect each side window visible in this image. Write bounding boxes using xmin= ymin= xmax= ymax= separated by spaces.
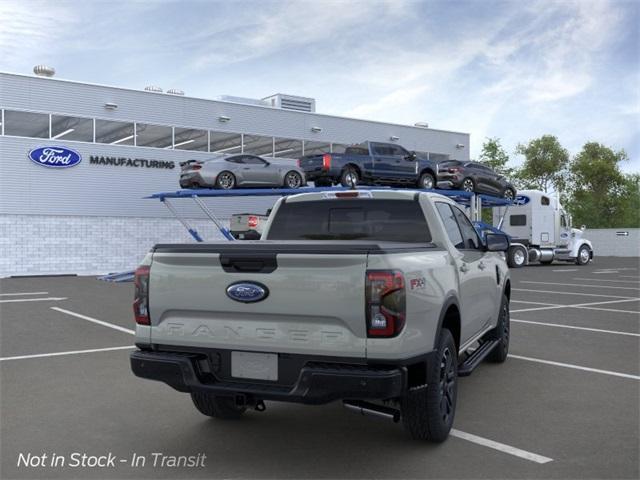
xmin=510 ymin=215 xmax=527 ymax=226
xmin=389 ymin=145 xmax=409 ymax=157
xmin=451 ymin=206 xmax=481 ymax=250
xmin=243 ymin=155 xmax=267 ymax=165
xmin=541 ymin=196 xmax=550 ymax=206
xmin=561 ymin=215 xmax=567 ymax=228
xmin=226 ymin=156 xmax=243 ymax=164
xmin=435 ymin=203 xmax=464 ymax=249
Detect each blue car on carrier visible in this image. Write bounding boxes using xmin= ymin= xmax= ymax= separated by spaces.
xmin=298 ymin=141 xmax=441 ymax=189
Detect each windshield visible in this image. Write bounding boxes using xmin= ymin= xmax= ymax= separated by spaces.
xmin=267 ymin=199 xmax=431 ymax=242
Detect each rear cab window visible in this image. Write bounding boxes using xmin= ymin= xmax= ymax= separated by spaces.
xmin=267 ymin=199 xmax=431 ymax=243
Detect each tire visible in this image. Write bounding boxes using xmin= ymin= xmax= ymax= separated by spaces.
xmin=418 ymin=172 xmax=435 ymax=189
xmin=461 ymin=177 xmax=475 ymax=192
xmin=340 ymin=167 xmax=359 ymax=187
xmin=486 ymin=294 xmax=510 ymax=363
xmin=191 ymin=392 xmax=246 ymax=419
xmin=503 ymin=188 xmax=515 ymax=201
xmin=215 ymin=171 xmax=236 ymax=190
xmin=576 ymin=245 xmax=591 ymax=265
xmin=507 ymin=245 xmax=527 ymax=268
xmin=284 ymin=171 xmax=303 ymax=189
xmin=401 ymin=329 xmax=457 ymax=442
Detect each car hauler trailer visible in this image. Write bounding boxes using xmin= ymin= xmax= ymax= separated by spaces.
xmin=492 ymin=190 xmax=593 ymax=268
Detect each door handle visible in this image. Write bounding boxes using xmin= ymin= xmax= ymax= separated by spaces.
xmin=478 ymin=261 xmax=486 ymax=270
xmin=460 ymin=263 xmax=469 ymax=273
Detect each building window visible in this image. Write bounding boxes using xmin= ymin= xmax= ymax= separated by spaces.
xmin=303 ymin=141 xmax=330 ymax=156
xmin=135 ymin=123 xmax=173 ymax=149
xmin=274 ymin=137 xmax=303 ymax=159
xmin=51 ymin=114 xmax=93 ymax=142
xmin=173 ymin=127 xmax=208 ymax=151
xmin=4 ymin=110 xmax=49 ymax=138
xmin=331 ymin=143 xmax=349 ymax=154
xmin=209 ymin=131 xmax=242 ymax=154
xmin=95 ymin=119 xmax=135 ymax=145
xmin=243 ymin=134 xmax=274 ymax=156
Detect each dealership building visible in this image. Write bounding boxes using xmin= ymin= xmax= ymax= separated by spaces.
xmin=0 ymin=69 xmax=470 ymax=277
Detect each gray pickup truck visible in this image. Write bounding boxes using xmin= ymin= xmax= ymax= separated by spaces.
xmin=131 ymin=190 xmax=511 ymax=442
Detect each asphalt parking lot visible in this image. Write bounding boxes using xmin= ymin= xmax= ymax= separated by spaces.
xmin=1 ymin=257 xmax=639 ymax=479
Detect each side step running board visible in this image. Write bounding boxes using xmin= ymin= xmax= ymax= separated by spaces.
xmin=458 ymin=339 xmax=500 ymax=377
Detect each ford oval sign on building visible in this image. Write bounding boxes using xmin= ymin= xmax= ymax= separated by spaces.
xmin=226 ymin=282 xmax=269 ymax=303
xmin=28 ymin=146 xmax=82 ymax=168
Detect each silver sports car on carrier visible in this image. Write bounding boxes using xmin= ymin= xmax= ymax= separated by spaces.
xmin=179 ymin=154 xmax=307 ymax=189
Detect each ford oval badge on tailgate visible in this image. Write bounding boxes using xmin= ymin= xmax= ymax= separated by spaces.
xmin=226 ymin=282 xmax=269 ymax=303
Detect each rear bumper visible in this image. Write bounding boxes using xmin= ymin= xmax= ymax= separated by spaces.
xmin=130 ymin=349 xmax=434 ymax=405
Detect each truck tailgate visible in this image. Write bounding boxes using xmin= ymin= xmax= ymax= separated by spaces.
xmin=148 ymin=242 xmax=371 ymax=357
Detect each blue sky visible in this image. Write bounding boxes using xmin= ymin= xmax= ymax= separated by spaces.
xmin=1 ymin=0 xmax=638 ymax=172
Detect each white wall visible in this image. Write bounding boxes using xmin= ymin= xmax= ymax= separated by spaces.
xmin=0 ymin=214 xmax=227 ymax=277
xmin=586 ymin=228 xmax=640 ymax=257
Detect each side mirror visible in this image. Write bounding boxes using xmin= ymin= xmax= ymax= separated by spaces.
xmin=581 ymin=225 xmax=586 ymax=231
xmin=485 ymin=233 xmax=510 ymax=252
xmin=405 ymin=151 xmax=417 ymax=161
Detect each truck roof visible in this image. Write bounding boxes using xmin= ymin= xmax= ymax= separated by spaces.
xmin=283 ymin=189 xmax=457 ymax=204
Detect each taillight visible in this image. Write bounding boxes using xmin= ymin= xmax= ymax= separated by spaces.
xmin=191 ymin=164 xmax=202 ymax=170
xmin=297 ymin=159 xmax=301 ymax=167
xmin=133 ymin=265 xmax=150 ymax=325
xmin=365 ymin=270 xmax=405 ymax=337
xmin=248 ymin=215 xmax=259 ymax=228
xmin=322 ymin=154 xmax=332 ymax=170
xmin=448 ymin=167 xmax=460 ymax=173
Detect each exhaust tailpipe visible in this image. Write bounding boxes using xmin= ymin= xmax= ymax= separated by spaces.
xmin=343 ymin=400 xmax=400 ymax=423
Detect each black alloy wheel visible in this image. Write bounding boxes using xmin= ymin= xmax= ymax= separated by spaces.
xmin=461 ymin=178 xmax=475 ymax=192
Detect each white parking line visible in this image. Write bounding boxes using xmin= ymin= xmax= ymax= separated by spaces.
xmin=520 ymin=281 xmax=640 ymax=291
xmin=513 ymin=288 xmax=635 ymax=299
xmin=0 ymin=297 xmax=67 ymax=303
xmin=509 ymin=355 xmax=640 ymax=380
xmin=511 ymin=300 xmax=561 ymax=306
xmin=573 ymin=278 xmax=640 ymax=284
xmin=511 ymin=298 xmax=640 ymax=313
xmin=574 ymin=305 xmax=640 ymax=315
xmin=0 ymin=291 xmax=49 ymax=296
xmin=511 ymin=319 xmax=640 ymax=337
xmin=552 ymin=269 xmax=578 ymax=272
xmin=450 ymin=429 xmax=553 ymax=464
xmin=51 ymin=307 xmax=135 ymax=335
xmin=621 ymin=275 xmax=640 ymax=279
xmin=0 ymin=346 xmax=135 ymax=362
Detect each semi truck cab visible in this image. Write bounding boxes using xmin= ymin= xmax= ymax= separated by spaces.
xmin=493 ymin=190 xmax=593 ymax=267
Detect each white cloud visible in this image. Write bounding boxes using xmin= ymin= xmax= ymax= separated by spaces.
xmin=0 ymin=0 xmax=77 ymax=71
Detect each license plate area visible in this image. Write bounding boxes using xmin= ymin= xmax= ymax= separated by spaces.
xmin=231 ymin=351 xmax=278 ymax=381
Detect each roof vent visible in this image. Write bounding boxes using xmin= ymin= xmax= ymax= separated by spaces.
xmin=414 ymin=122 xmax=429 ymax=128
xmin=262 ymin=94 xmax=316 ymax=113
xmin=144 ymin=85 xmax=163 ymax=93
xmin=167 ymin=89 xmax=185 ymax=96
xmin=33 ymin=65 xmax=55 ymax=77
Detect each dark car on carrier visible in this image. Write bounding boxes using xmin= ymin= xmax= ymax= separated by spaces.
xmin=437 ymin=160 xmax=516 ymax=199
xmin=298 ymin=141 xmax=440 ymax=189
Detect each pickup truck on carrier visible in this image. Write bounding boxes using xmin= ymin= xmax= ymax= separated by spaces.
xmin=299 ymin=141 xmax=440 ymax=189
xmin=131 ymin=189 xmax=511 ymax=442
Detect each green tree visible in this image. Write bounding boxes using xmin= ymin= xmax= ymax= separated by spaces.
xmin=515 ymin=135 xmax=569 ymax=192
xmin=479 ymin=137 xmax=513 ymax=176
xmin=565 ymin=142 xmax=638 ymax=228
